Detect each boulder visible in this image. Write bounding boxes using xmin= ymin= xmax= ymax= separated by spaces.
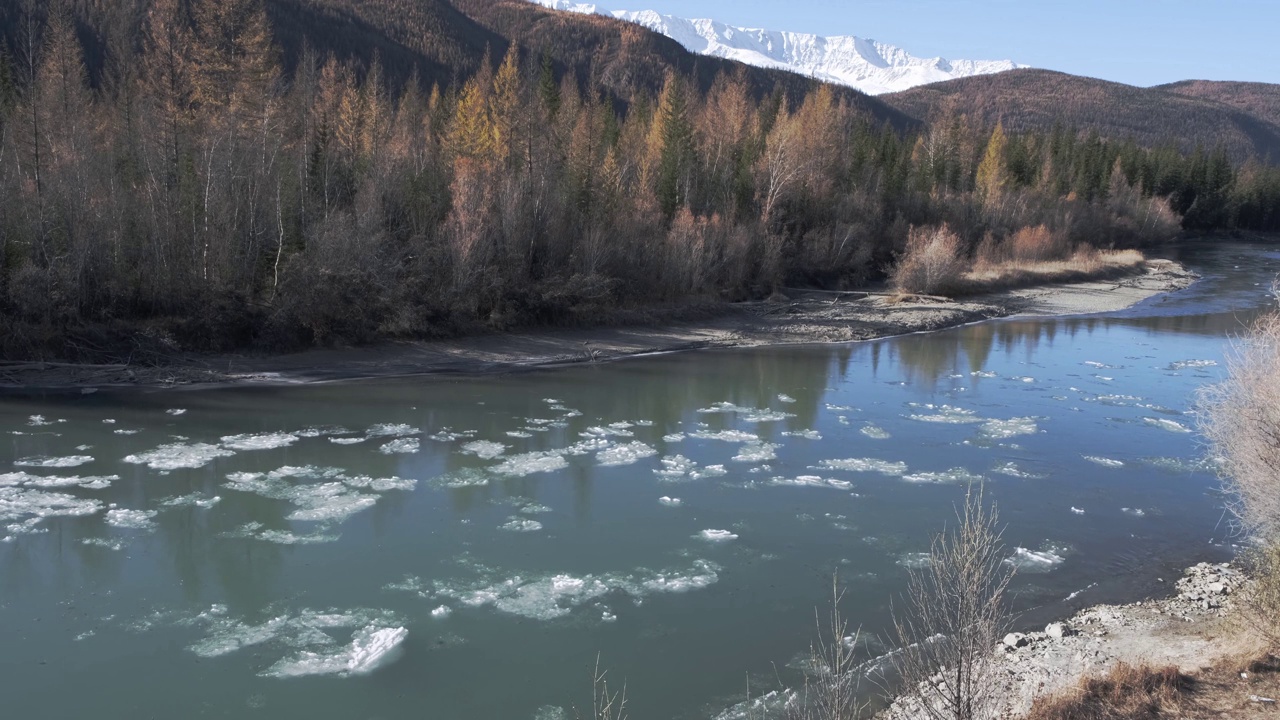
xmin=1045 ymin=622 xmax=1073 ymax=639
xmin=1003 ymin=632 xmax=1030 ymax=649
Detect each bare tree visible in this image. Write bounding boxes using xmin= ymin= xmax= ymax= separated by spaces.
xmin=788 ymin=575 xmax=866 ymax=720
xmin=576 ymin=654 xmax=627 ymax=720
xmin=890 ymin=484 xmax=1014 ymax=720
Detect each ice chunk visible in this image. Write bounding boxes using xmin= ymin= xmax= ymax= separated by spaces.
xmin=113 ymin=429 xmax=141 ymax=435
xmin=896 ymin=552 xmax=932 ymax=569
xmin=160 ymin=493 xmax=222 ymax=509
xmin=859 ymin=425 xmax=890 ymax=440
xmin=0 ymin=471 xmax=117 ymax=489
xmin=698 ymin=529 xmax=738 ymax=542
xmin=732 ymin=443 xmax=778 ymax=463
xmin=105 ymin=507 xmax=158 ymax=531
xmin=285 ymin=485 xmax=378 ymax=522
xmin=220 ymin=432 xmax=298 ymax=451
xmin=329 ymin=437 xmax=366 ymax=445
xmin=689 ymin=429 xmax=759 ymax=443
xmin=491 ymin=451 xmax=568 ymax=477
xmin=817 ymin=458 xmax=907 ymax=476
xmin=434 ymin=468 xmax=491 ymax=488
xmin=368 ymin=423 xmax=421 ymax=438
xmin=768 ymin=475 xmax=852 ymax=490
xmin=220 ymin=522 xmax=340 ymax=544
xmin=580 ymin=425 xmax=634 ymax=439
xmin=1005 ymin=545 xmax=1069 ymax=572
xmin=80 ymin=537 xmax=124 ymax=550
xmin=431 ymin=605 xmax=452 ymax=619
xmin=166 ymin=409 xmax=187 ymax=416
xmin=907 ymin=404 xmax=982 ymax=424
xmin=506 ymin=430 xmax=534 ymax=439
xmin=1083 ymin=455 xmax=1125 ymax=468
xmin=1121 ymin=507 xmax=1146 ymax=517
xmin=662 ymin=432 xmax=686 ymax=442
xmin=782 ymin=429 xmax=822 ymax=440
xmin=261 ymin=625 xmax=408 ymax=678
xmin=1070 ymin=507 xmax=1086 ymax=515
xmin=499 ymin=517 xmax=543 ymax=532
xmin=14 ymin=455 xmax=94 ymax=468
xmin=1166 ymin=359 xmax=1217 ymax=371
xmin=460 ymin=440 xmax=507 ymax=460
xmin=777 ymin=394 xmax=796 ymax=403
xmin=379 ymin=438 xmax=420 ymax=454
xmin=124 ymin=443 xmax=235 ymax=470
xmin=27 ymin=415 xmax=54 ymax=426
xmin=990 ymin=462 xmax=1046 ymax=479
xmin=902 ymin=468 xmax=983 ymax=484
xmin=598 ymin=441 xmax=657 ymax=467
xmin=654 ymin=454 xmax=696 ymax=478
xmin=658 ymin=496 xmax=682 ymax=507
xmin=1143 ymin=417 xmax=1191 ymax=434
xmin=0 ymin=486 xmax=104 ymax=534
xmin=978 ymin=417 xmax=1039 ymax=440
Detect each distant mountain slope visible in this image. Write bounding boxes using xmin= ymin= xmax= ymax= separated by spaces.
xmin=1159 ymin=80 xmax=1280 ymax=129
xmin=531 ymin=0 xmax=1025 ymax=95
xmin=884 ymin=69 xmax=1280 ymax=163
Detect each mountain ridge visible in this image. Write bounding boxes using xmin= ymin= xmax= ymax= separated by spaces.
xmin=531 ymin=0 xmax=1026 ymax=95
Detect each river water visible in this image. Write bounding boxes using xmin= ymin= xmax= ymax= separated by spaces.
xmin=2 ymin=242 xmax=1276 ymax=719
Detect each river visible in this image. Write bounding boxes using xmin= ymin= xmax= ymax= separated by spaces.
xmin=1 ymin=241 xmax=1275 ymax=719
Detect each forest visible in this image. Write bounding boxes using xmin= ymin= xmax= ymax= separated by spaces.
xmin=0 ymin=0 xmax=1278 ymax=360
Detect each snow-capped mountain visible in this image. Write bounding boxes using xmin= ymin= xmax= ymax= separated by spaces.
xmin=532 ymin=0 xmax=1027 ymax=95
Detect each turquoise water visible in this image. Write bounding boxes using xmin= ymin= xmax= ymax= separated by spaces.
xmin=1 ymin=242 xmax=1274 ymax=719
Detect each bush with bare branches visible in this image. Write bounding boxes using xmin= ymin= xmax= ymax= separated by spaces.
xmin=787 ymin=576 xmax=866 ymax=720
xmin=891 ymin=225 xmax=969 ymax=296
xmin=890 ymin=485 xmax=1014 ymax=720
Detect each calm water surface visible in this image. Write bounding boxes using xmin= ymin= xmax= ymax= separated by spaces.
xmin=2 ymin=242 xmax=1276 ymax=719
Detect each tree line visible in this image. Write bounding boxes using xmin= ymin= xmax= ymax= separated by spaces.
xmin=0 ymin=0 xmax=1277 ymax=360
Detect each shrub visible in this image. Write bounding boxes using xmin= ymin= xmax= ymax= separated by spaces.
xmin=891 ymin=225 xmax=968 ymax=296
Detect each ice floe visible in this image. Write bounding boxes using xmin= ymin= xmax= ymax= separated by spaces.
xmin=368 ymin=423 xmax=421 ymax=438
xmin=906 ymin=404 xmax=983 ymax=424
xmin=597 ymin=441 xmax=657 ymax=467
xmin=698 ymin=529 xmax=738 ymax=542
xmin=434 ymin=467 xmax=491 ymax=488
xmin=816 ymin=458 xmax=907 ymax=476
xmin=220 ymin=432 xmax=299 ymax=451
xmin=499 ymin=517 xmax=544 ymax=532
xmin=777 ymin=394 xmax=796 ymax=403
xmin=1166 ymin=359 xmax=1218 ymax=371
xmin=220 ymin=522 xmax=340 ymax=544
xmin=124 ymin=442 xmax=235 ymax=471
xmin=689 ymin=429 xmax=759 ymax=443
xmin=1142 ymin=417 xmax=1191 ymax=434
xmin=902 ymin=468 xmax=983 ymax=484
xmin=0 ymin=486 xmax=104 ymax=540
xmin=431 ymin=605 xmax=452 ymax=619
xmin=378 ymin=437 xmax=420 ymax=454
xmin=1083 ymin=455 xmax=1125 ymax=468
xmin=860 ymin=425 xmax=890 ymax=440
xmin=1121 ymin=507 xmax=1147 ymax=517
xmin=80 ymin=537 xmax=124 ymax=550
xmin=13 ymin=455 xmax=94 ymax=468
xmin=782 ymin=429 xmax=822 ymax=440
xmin=768 ymin=475 xmax=853 ymax=491
xmin=0 ymin=471 xmax=117 ymax=489
xmin=166 ymin=409 xmax=187 ymax=416
xmin=223 ymin=466 xmax=412 ymax=524
xmin=159 ymin=493 xmax=222 ymax=509
xmin=105 ymin=507 xmax=158 ymax=531
xmin=990 ymin=462 xmax=1046 ymax=479
xmin=1070 ymin=507 xmax=1086 ymax=515
xmin=658 ymin=496 xmax=682 ymax=507
xmin=491 ymin=450 xmax=569 ymax=477
xmin=460 ymin=440 xmax=507 ymax=460
xmin=329 ymin=437 xmax=366 ymax=445
xmin=264 ymin=625 xmax=408 ymax=678
xmin=1005 ymin=544 xmax=1069 ymax=572
xmin=732 ymin=442 xmax=778 ymax=463
xmin=977 ymin=417 xmax=1039 ymax=441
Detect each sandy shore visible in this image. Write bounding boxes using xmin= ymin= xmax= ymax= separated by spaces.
xmin=0 ymin=259 xmax=1197 ymax=391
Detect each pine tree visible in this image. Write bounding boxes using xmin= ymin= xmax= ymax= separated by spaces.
xmin=650 ymin=72 xmax=694 ymax=219
xmin=975 ymin=122 xmax=1008 ymax=202
xmin=537 ymin=50 xmax=560 ymax=119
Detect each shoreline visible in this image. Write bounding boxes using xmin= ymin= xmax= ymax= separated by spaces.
xmin=0 ymin=259 xmax=1198 ymax=392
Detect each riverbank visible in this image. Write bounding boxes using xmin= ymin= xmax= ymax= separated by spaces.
xmin=0 ymin=259 xmax=1197 ymax=391
xmin=882 ymin=561 xmax=1276 ymax=719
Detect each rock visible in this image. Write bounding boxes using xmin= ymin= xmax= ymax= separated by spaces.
xmin=1207 ymin=582 xmax=1227 ymax=595
xmin=1045 ymin=622 xmax=1073 ymax=639
xmin=1003 ymin=632 xmax=1030 ymax=649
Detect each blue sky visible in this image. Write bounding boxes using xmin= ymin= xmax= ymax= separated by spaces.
xmin=616 ymin=0 xmax=1278 ymax=87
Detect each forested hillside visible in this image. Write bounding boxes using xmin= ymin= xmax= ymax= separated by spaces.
xmin=885 ymin=69 xmax=1280 ymax=164
xmin=0 ymin=0 xmax=1277 ymax=362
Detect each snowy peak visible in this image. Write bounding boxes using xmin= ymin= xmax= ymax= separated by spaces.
xmin=532 ymin=0 xmax=1027 ymax=95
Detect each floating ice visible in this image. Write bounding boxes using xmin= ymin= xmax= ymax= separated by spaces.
xmin=166 ymin=409 xmax=187 ymax=416
xmin=368 ymin=423 xmax=421 ymax=438
xmin=113 ymin=429 xmax=141 ymax=435
xmin=782 ymin=429 xmax=822 ymax=440
xmin=817 ymin=458 xmax=907 ymax=476
xmin=80 ymin=537 xmax=124 ymax=550
xmin=1083 ymin=455 xmax=1125 ymax=468
xmin=860 ymin=425 xmax=890 ymax=440
xmin=435 ymin=468 xmax=490 ymax=488
xmin=0 ymin=471 xmax=117 ymax=489
xmin=971 ymin=370 xmax=998 ymax=378
xmin=598 ymin=441 xmax=658 ymax=467
xmin=654 ymin=455 xmax=696 ymax=479
xmin=689 ymin=429 xmax=759 ymax=443
xmin=379 ymin=438 xmax=420 ymax=455
xmin=1141 ymin=456 xmax=1219 ymax=474
xmin=499 ymin=517 xmax=543 ymax=532
xmin=220 ymin=522 xmax=340 ymax=544
xmin=491 ymin=450 xmax=569 ymax=477
xmin=777 ymin=394 xmax=796 ymax=403
xmin=838 ymin=416 xmax=851 ymax=425
xmin=0 ymin=486 xmax=104 ymax=537
xmin=14 ymin=455 xmax=94 ymax=468
xmin=329 ymin=437 xmax=366 ymax=445
xmin=223 ymin=466 xmax=406 ymax=523
xmin=1142 ymin=417 xmax=1191 ymax=434
xmin=262 ymin=625 xmax=409 ymax=678
xmin=990 ymin=462 xmax=1046 ymax=479
xmin=160 ymin=493 xmax=222 ymax=509
xmin=698 ymin=529 xmax=738 ymax=542
xmin=907 ymin=404 xmax=982 ymax=424
xmin=105 ymin=507 xmax=158 ymax=531
xmin=220 ymin=432 xmax=298 ymax=451
xmin=768 ymin=475 xmax=853 ymax=491
xmin=27 ymin=415 xmax=54 ymax=426
xmin=1070 ymin=507 xmax=1086 ymax=515
xmin=658 ymin=496 xmax=682 ymax=507
xmin=1011 ymin=376 xmax=1035 ymax=383
xmin=102 ymin=419 xmax=116 ymax=424
xmin=1167 ymin=359 xmax=1218 ymax=371
xmin=902 ymin=468 xmax=983 ymax=484
xmin=296 ymin=426 xmax=352 ymax=438
xmin=732 ymin=443 xmax=778 ymax=463
xmin=431 ymin=605 xmax=452 ymax=619
xmin=124 ymin=443 xmax=235 ymax=471
xmin=580 ymin=425 xmax=634 ymax=439
xmin=1005 ymin=545 xmax=1068 ymax=572
xmin=978 ymin=417 xmax=1039 ymax=440
xmin=1121 ymin=507 xmax=1147 ymax=517
xmin=506 ymin=430 xmax=534 ymax=439
xmin=461 ymin=440 xmax=507 ymax=460
xmin=896 ymin=552 xmax=932 ymax=569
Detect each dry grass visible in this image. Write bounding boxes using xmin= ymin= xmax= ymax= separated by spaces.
xmin=958 ymin=249 xmax=1145 ymax=295
xmin=1024 ymin=663 xmax=1192 ymax=720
